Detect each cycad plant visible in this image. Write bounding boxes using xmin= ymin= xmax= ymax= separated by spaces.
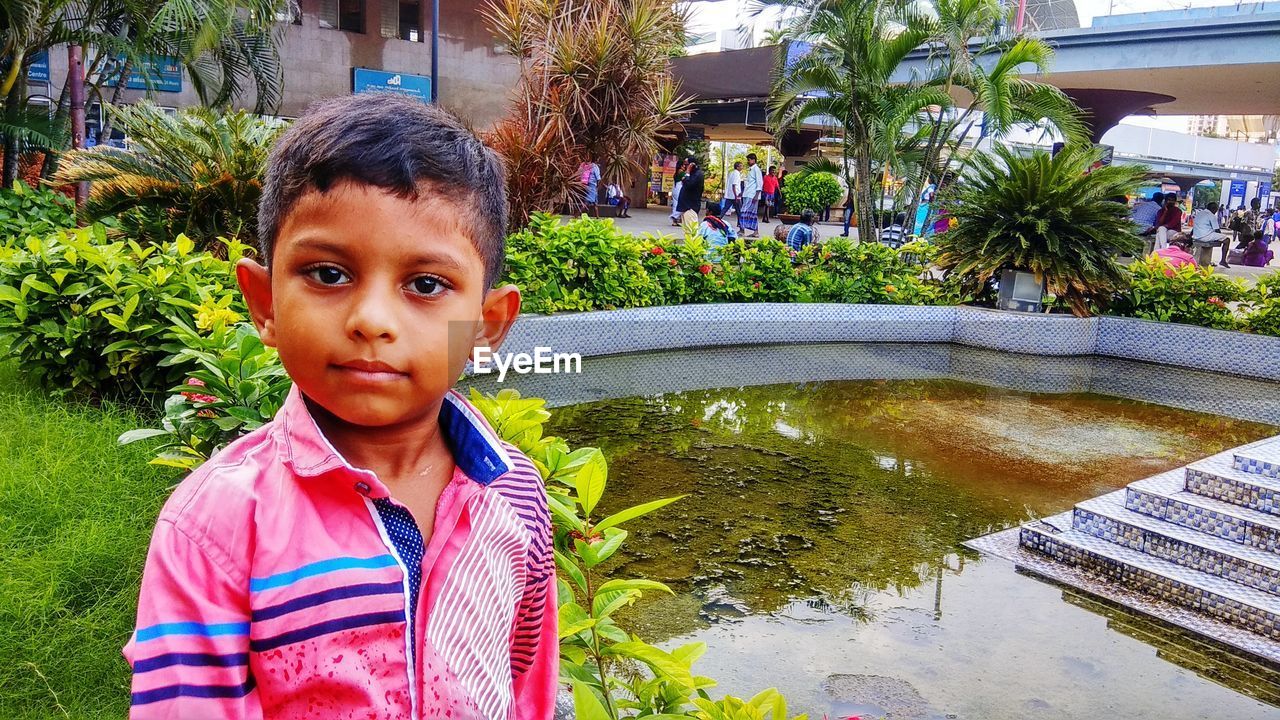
xmin=933 ymin=143 xmax=1147 ymax=317
xmin=53 ymin=102 xmax=284 ymax=247
xmin=482 ymin=0 xmax=692 ymax=224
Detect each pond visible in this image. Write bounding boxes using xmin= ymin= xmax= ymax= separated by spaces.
xmin=467 ymin=343 xmax=1280 ymax=718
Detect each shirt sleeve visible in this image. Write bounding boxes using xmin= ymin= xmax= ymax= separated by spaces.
xmin=510 ymin=506 xmax=559 ymax=720
xmin=125 ymin=518 xmax=260 ymax=720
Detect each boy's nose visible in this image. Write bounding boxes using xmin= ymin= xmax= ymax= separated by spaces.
xmin=346 ymin=287 xmax=398 ymax=342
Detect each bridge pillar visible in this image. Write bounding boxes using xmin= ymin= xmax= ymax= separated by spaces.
xmin=1062 ymin=89 xmax=1176 ymax=144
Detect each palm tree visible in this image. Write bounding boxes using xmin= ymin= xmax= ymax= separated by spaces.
xmin=52 ymin=102 xmax=284 ymax=247
xmin=901 ymin=0 xmax=1087 ymax=232
xmin=482 ymin=0 xmax=693 ymax=224
xmin=769 ymin=0 xmax=949 ymax=238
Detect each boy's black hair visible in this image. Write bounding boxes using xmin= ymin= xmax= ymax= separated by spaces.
xmin=258 ymin=94 xmax=508 ymax=284
xmin=706 ymin=200 xmax=723 ymax=217
xmin=746 ymin=153 xmax=757 ymax=162
xmin=800 ymin=209 xmax=815 ymax=224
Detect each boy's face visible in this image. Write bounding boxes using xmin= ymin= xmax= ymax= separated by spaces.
xmin=237 ymin=181 xmax=520 ymax=430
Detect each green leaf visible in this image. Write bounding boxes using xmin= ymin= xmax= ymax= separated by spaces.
xmin=594 ymin=495 xmax=686 ymax=533
xmin=575 ymin=450 xmax=608 ymax=516
xmin=587 ymin=527 xmax=627 ymax=567
xmin=571 ymin=681 xmax=611 ymax=720
xmin=117 ymin=428 xmax=171 ymax=445
xmin=547 ymin=493 xmax=584 ymax=534
xmin=0 ymin=285 xmax=20 ymax=304
xmin=595 ymin=578 xmax=673 ymax=596
xmin=592 ymin=588 xmax=640 ymax=619
xmin=603 ymin=641 xmax=695 ymax=688
xmin=557 ymin=602 xmax=596 ymax=639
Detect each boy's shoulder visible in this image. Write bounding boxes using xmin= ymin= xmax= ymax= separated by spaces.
xmin=483 ymin=441 xmax=552 ymax=544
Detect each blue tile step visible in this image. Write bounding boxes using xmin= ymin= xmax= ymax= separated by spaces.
xmin=1073 ymin=491 xmax=1280 ymax=597
xmin=1019 ymin=522 xmax=1280 ymax=641
xmin=1235 ymin=436 xmax=1280 ymax=480
xmin=1125 ymin=471 xmax=1280 ymax=555
xmin=1186 ymin=453 xmax=1280 ymax=516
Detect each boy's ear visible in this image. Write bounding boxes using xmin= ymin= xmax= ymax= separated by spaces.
xmin=236 ymin=258 xmax=278 ymax=347
xmin=472 ymin=284 xmax=522 ymax=353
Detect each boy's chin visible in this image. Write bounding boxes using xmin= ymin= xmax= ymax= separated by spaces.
xmin=310 ymin=394 xmax=437 ymax=431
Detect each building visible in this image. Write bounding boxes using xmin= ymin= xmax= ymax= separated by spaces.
xmin=24 ymin=0 xmax=518 ymax=140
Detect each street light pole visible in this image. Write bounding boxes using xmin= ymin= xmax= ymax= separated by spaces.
xmin=430 ymin=0 xmax=439 ymax=103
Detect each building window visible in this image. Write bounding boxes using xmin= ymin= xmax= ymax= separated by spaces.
xmin=380 ymin=0 xmax=422 ymax=41
xmin=320 ymin=0 xmax=364 ymax=32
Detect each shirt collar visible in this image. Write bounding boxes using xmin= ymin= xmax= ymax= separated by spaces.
xmin=276 ymin=385 xmax=514 ymax=491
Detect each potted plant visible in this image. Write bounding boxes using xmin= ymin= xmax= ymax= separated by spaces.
xmin=779 ymin=171 xmax=843 ymax=224
xmin=932 ymin=144 xmax=1148 ymax=316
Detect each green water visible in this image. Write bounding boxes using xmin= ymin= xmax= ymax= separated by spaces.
xmin=547 ymin=378 xmax=1280 ymax=719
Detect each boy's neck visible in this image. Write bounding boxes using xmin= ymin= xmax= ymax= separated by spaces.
xmin=305 ymin=394 xmax=454 ymax=488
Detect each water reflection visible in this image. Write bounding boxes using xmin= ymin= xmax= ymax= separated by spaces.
xmin=547 ymin=379 xmax=1278 ymax=640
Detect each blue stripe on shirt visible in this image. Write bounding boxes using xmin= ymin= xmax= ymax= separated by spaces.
xmin=134 ymin=621 xmax=250 ymax=643
xmin=248 ymin=554 xmax=398 ymax=592
xmin=131 ymin=677 xmax=256 ymax=706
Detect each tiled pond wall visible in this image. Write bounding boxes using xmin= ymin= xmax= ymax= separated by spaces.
xmin=495 ymin=305 xmax=1280 ymax=382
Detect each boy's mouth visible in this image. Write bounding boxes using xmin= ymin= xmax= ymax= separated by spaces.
xmin=332 ymin=359 xmax=408 ymax=383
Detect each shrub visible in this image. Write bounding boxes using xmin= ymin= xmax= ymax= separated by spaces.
xmin=637 ymin=234 xmax=722 ymax=306
xmin=120 ymin=322 xmax=290 ymax=470
xmin=53 ymin=103 xmax=285 ymax=249
xmin=0 ymin=180 xmax=74 ymax=242
xmin=501 ymin=213 xmax=663 ymax=313
xmin=0 ymin=226 xmax=247 ymax=399
xmin=1108 ymin=255 xmax=1248 ymax=330
xmin=934 ymin=144 xmax=1148 ymax=316
xmin=801 ymin=238 xmax=936 ymax=305
xmin=1245 ymin=272 xmax=1280 ymax=337
xmin=719 ymin=238 xmax=810 ymax=302
xmin=780 ymin=171 xmax=842 ymax=215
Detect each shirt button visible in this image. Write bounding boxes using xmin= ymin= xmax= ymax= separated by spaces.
xmin=354 ymin=481 xmax=371 ymax=495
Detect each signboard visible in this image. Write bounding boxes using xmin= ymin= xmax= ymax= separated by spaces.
xmin=26 ymin=50 xmax=49 ymax=82
xmin=1229 ymin=180 xmax=1247 ymax=207
xmin=100 ymin=55 xmax=183 ymax=93
xmin=649 ymin=154 xmax=664 ymax=194
xmin=660 ymin=155 xmax=677 ymax=194
xmin=1259 ymin=182 xmax=1273 ymax=202
xmin=353 ymin=68 xmax=431 ymax=103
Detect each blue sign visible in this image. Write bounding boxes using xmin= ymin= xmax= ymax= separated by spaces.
xmin=26 ymin=50 xmax=49 ymax=82
xmin=353 ymin=68 xmax=431 ymax=103
xmin=101 ymin=55 xmax=182 ymax=93
xmin=1260 ymin=182 xmax=1273 ymax=201
xmin=1229 ymin=180 xmax=1247 ymax=205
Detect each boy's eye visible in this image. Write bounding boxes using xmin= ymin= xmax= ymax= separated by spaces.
xmin=306 ymin=266 xmax=350 ymax=285
xmin=409 ymin=276 xmax=446 ymax=296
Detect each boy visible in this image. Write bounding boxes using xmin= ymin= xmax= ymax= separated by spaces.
xmin=124 ymin=94 xmax=557 ymax=719
xmin=698 ymin=200 xmax=736 ymax=253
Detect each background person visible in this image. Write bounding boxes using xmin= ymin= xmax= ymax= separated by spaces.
xmin=722 ymin=161 xmax=743 ymax=218
xmin=762 ymin=166 xmax=779 ymax=223
xmin=698 ymin=200 xmax=736 ymax=253
xmin=605 ymin=182 xmax=631 ymax=218
xmin=579 ymin=159 xmax=601 ymax=217
xmin=1153 ymin=193 xmax=1183 ymax=250
xmin=670 ymin=159 xmax=687 ymax=226
xmin=785 ymin=209 xmax=816 ymax=252
xmin=1191 ymin=201 xmax=1228 ymax=266
xmin=738 ymin=153 xmax=764 ymax=238
xmin=1155 ymin=232 xmax=1197 ymax=274
xmin=676 ymin=160 xmax=705 ymax=219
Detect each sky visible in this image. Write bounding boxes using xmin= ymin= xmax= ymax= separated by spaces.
xmin=682 ymin=0 xmax=1257 ymax=134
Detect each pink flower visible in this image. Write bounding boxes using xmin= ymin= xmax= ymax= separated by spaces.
xmin=180 ymin=378 xmax=219 ymax=404
xmin=650 ymin=246 xmax=665 ymax=255
xmin=698 ymin=264 xmax=712 ymax=275
xmin=669 ymin=257 xmax=678 ymax=266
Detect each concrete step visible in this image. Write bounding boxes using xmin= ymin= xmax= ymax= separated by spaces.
xmin=1020 ymin=521 xmax=1280 ymax=642
xmin=1073 ymin=490 xmax=1280 ymax=597
xmin=1185 ymin=452 xmax=1280 ymax=517
xmin=1124 ymin=471 xmax=1280 ymax=556
xmin=1234 ymin=436 xmax=1280 ymax=480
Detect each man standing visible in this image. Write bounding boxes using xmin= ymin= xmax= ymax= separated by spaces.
xmin=722 ymin=161 xmax=743 ymax=218
xmin=738 ymin=152 xmax=764 ymax=238
xmin=1191 ymin=202 xmax=1229 ymax=267
xmin=761 ymin=166 xmax=779 ymax=223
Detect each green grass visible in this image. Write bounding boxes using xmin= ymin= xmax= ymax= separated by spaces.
xmin=0 ymin=363 xmax=177 ymax=718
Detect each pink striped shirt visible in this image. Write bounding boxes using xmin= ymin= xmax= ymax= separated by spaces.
xmin=125 ymin=386 xmax=558 ymax=719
